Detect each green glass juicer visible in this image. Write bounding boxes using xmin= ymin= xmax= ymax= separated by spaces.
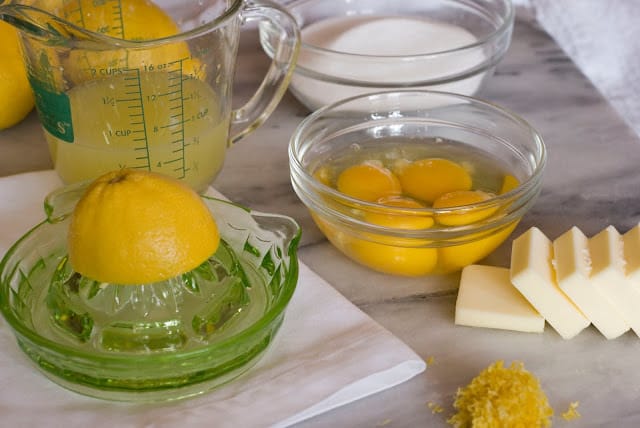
xmin=0 ymin=182 xmax=300 ymax=402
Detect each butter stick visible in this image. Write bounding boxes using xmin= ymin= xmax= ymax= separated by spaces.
xmin=623 ymin=224 xmax=640 ymax=285
xmin=510 ymin=227 xmax=590 ymax=339
xmin=455 ymin=265 xmax=545 ymax=333
xmin=622 ymin=225 xmax=640 ymax=337
xmin=554 ymin=226 xmax=629 ymax=339
xmin=587 ymin=226 xmax=640 ymax=337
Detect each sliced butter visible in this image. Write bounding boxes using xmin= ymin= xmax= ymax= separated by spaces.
xmin=510 ymin=227 xmax=589 ymax=339
xmin=589 ymin=226 xmax=639 ymax=336
xmin=554 ymin=226 xmax=629 ymax=339
xmin=623 ymin=224 xmax=640 ymax=285
xmin=623 ymin=225 xmax=640 ymax=336
xmin=455 ymin=265 xmax=545 ymax=333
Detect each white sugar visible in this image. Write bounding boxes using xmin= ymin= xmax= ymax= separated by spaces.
xmin=293 ymin=16 xmax=487 ymax=109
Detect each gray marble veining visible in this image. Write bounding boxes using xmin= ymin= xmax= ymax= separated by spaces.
xmin=2 ymin=18 xmax=640 ymax=427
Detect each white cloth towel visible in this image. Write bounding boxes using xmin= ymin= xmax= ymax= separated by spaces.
xmin=0 ymin=170 xmax=426 ymax=427
xmin=513 ymin=0 xmax=640 ymax=138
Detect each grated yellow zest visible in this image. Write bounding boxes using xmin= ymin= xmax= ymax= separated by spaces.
xmin=447 ymin=360 xmax=553 ymax=428
xmin=427 ymin=402 xmax=444 ymax=414
xmin=562 ymin=401 xmax=581 ymax=421
xmin=376 ymin=418 xmax=392 ymax=427
xmin=426 ymin=356 xmax=436 ymax=366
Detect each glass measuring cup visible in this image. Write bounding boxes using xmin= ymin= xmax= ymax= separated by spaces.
xmin=0 ymin=0 xmax=299 ymax=192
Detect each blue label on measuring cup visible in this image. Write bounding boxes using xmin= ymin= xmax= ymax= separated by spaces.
xmin=28 ymin=77 xmax=74 ymax=143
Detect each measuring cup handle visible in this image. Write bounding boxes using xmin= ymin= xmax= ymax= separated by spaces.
xmin=230 ymin=0 xmax=299 ymax=144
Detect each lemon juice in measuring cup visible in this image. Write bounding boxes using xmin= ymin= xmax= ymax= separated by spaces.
xmin=5 ymin=0 xmax=300 ymax=192
xmin=46 ymin=68 xmax=228 ymax=192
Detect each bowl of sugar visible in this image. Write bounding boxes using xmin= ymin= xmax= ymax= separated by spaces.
xmin=260 ymin=0 xmax=514 ymax=111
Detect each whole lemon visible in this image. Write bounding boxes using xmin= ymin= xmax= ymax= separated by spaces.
xmin=0 ymin=21 xmax=35 ymax=130
xmin=68 ymin=169 xmax=220 ymax=284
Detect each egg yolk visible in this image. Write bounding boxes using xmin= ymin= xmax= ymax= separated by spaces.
xmin=365 ymin=196 xmax=434 ymax=230
xmin=337 ymin=162 xmax=402 ymax=202
xmin=396 ymin=158 xmax=472 ymax=203
xmin=500 ymin=174 xmax=520 ymax=194
xmin=312 ymin=155 xmax=519 ymax=275
xmin=311 ymin=211 xmax=437 ymax=276
xmin=313 ymin=165 xmax=332 ymax=186
xmin=348 ymin=239 xmax=438 ymax=276
xmin=438 ymin=221 xmax=518 ymax=273
xmin=433 ymin=190 xmax=497 ymax=226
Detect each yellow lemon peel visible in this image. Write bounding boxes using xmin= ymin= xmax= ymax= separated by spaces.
xmin=0 ymin=21 xmax=35 ymax=129
xmin=68 ymin=169 xmax=220 ymax=284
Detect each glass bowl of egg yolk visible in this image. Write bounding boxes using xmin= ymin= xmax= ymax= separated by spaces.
xmin=289 ymin=90 xmax=546 ymax=276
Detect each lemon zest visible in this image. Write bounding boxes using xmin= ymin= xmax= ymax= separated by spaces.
xmin=562 ymin=401 xmax=581 ymax=421
xmin=427 ymin=402 xmax=444 ymax=414
xmin=447 ymin=360 xmax=553 ymax=428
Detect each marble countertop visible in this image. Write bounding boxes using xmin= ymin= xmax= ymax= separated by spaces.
xmin=3 ymin=18 xmax=640 ymax=427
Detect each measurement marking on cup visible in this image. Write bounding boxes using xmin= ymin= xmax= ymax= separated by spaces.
xmin=111 ymin=0 xmax=125 ymax=39
xmin=147 ymin=61 xmax=187 ymax=178
xmin=58 ymin=0 xmax=128 ymax=38
xmin=174 ymin=66 xmax=187 ymax=177
xmin=118 ymin=67 xmax=151 ymax=171
xmin=88 ymin=61 xmax=193 ymax=179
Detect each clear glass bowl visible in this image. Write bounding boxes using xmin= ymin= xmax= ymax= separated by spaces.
xmin=0 ymin=183 xmax=300 ymax=402
xmin=262 ymin=0 xmax=514 ymax=111
xmin=289 ymin=90 xmax=546 ymax=276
